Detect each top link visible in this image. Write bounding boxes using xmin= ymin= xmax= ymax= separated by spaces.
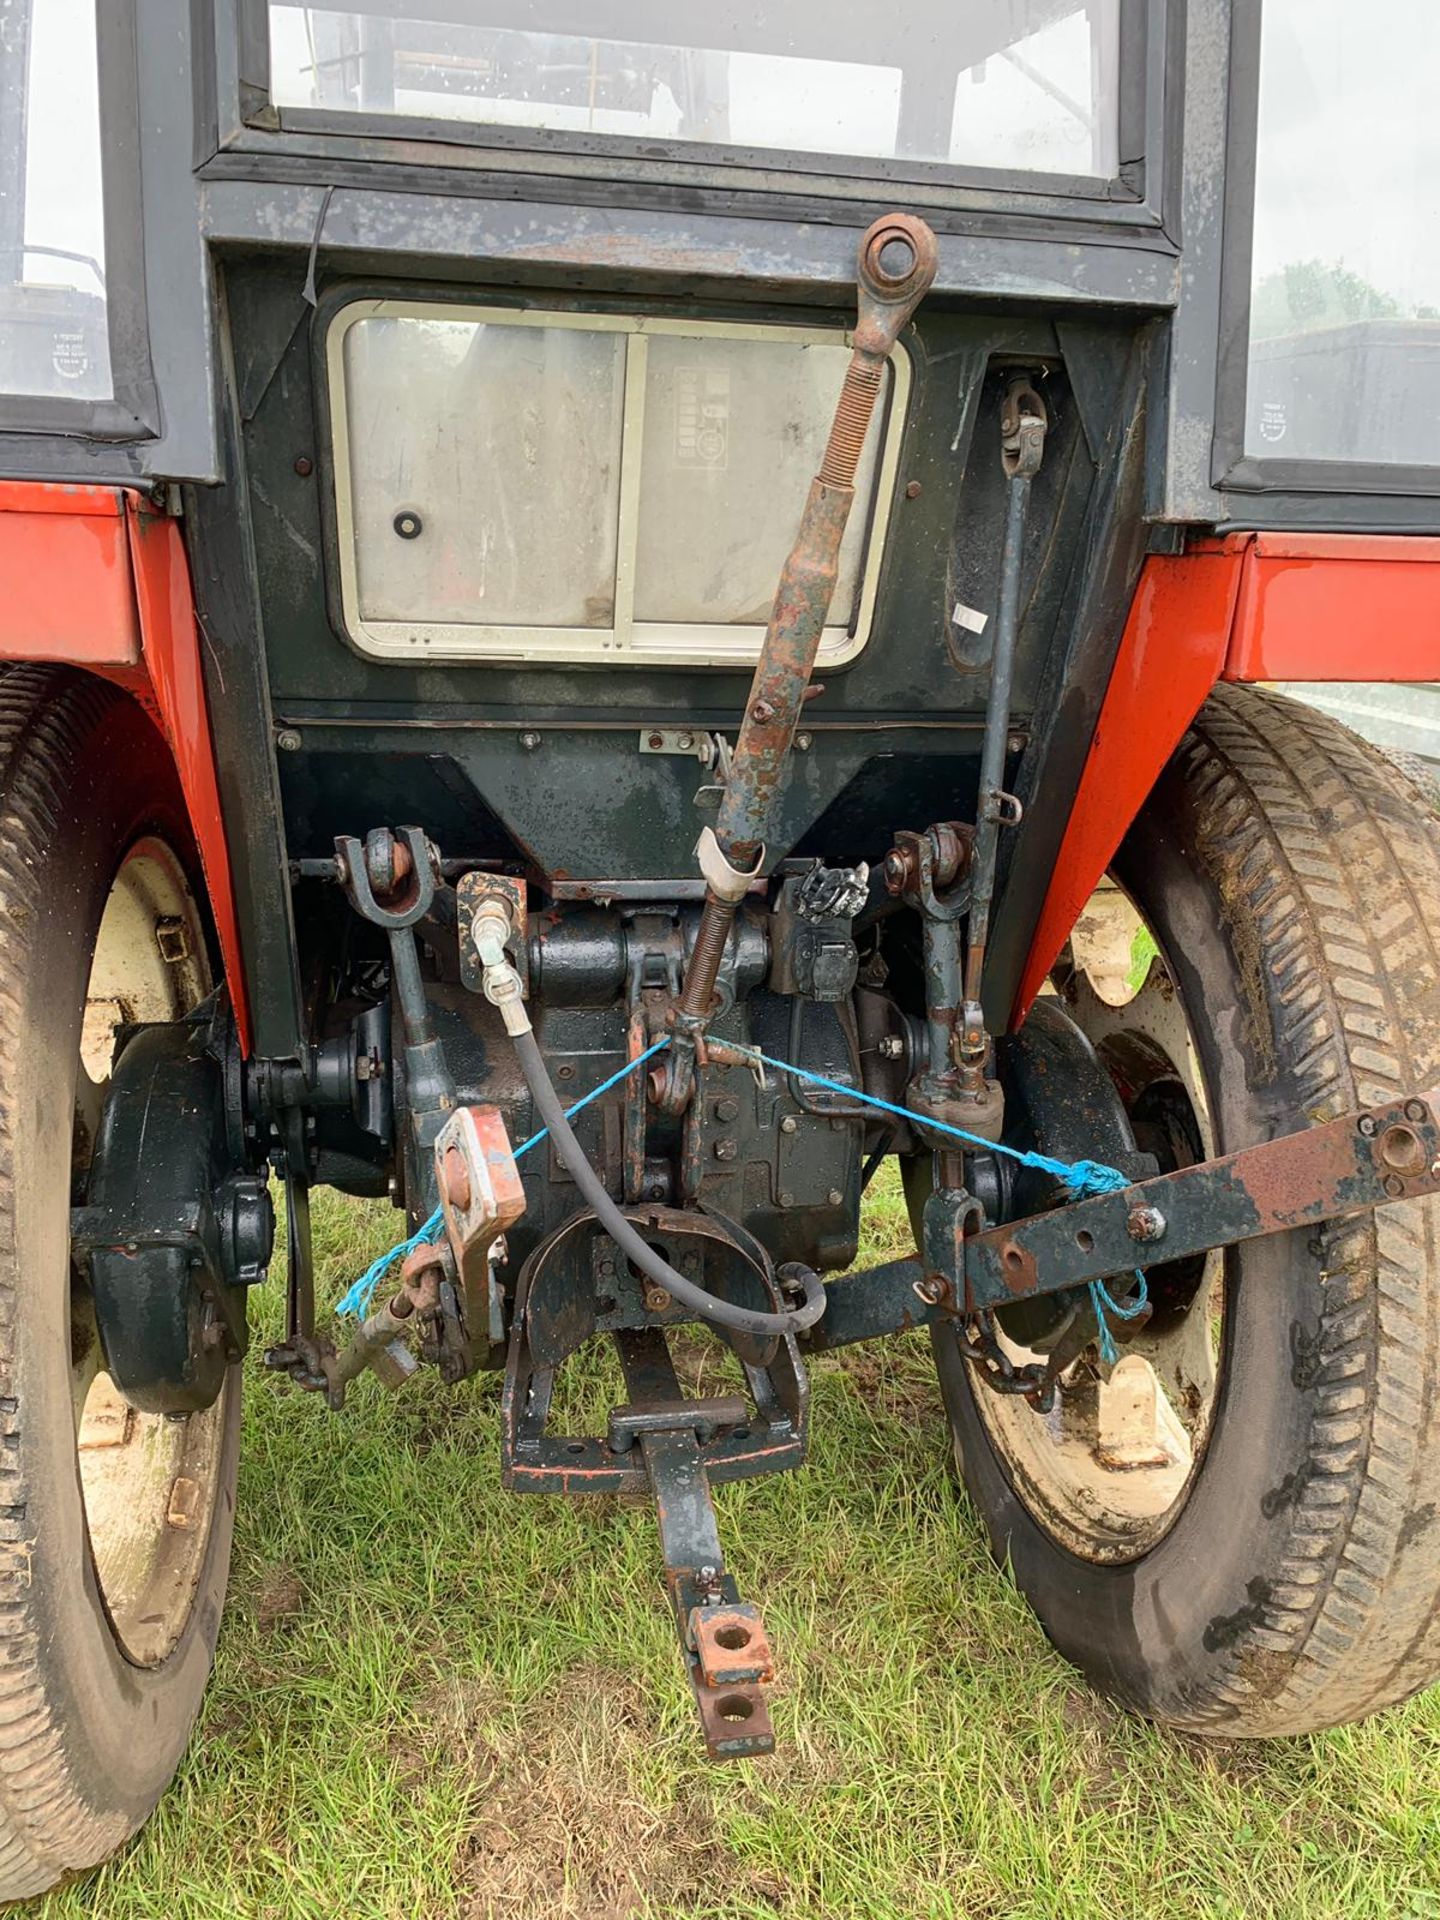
xmin=853 ymin=214 xmax=940 ymax=357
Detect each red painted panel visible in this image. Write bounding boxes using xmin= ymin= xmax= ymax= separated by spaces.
xmin=1012 ymin=541 xmax=1248 ymax=1023
xmin=0 ymin=480 xmax=250 ymax=1052
xmin=0 ymin=486 xmax=140 ymax=666
xmin=1223 ymin=532 xmax=1440 ymax=682
xmin=124 ymin=498 xmax=251 ymax=1054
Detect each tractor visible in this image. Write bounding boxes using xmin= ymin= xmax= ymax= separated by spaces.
xmin=0 ymin=0 xmax=1438 ymax=1895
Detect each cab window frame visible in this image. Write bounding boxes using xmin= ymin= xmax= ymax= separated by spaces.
xmin=0 ymin=0 xmax=159 ymax=442
xmin=1212 ymin=0 xmax=1440 ymax=499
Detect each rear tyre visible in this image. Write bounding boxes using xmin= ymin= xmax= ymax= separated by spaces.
xmin=934 ymin=683 xmax=1440 ymax=1734
xmin=0 ymin=669 xmax=238 ymax=1897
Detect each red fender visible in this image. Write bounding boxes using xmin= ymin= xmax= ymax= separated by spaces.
xmin=0 ymin=482 xmax=250 ymax=1052
xmin=1014 ymin=531 xmax=1440 ymax=1024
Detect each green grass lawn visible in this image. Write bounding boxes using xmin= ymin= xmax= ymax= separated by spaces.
xmin=40 ymin=1168 xmax=1440 ymax=1920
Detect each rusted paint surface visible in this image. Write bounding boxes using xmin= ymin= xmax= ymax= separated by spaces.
xmin=964 ymin=1089 xmax=1440 ymax=1310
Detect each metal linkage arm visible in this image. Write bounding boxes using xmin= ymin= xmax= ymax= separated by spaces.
xmin=961 ymin=1091 xmax=1440 ymax=1312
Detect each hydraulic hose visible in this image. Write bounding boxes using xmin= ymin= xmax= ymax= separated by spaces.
xmin=510 ymin=1024 xmax=827 ymax=1338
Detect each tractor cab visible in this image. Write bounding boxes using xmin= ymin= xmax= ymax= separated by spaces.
xmin=0 ymin=2 xmax=1438 ymax=1892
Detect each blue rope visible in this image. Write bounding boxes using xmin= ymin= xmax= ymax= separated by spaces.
xmin=335 ymin=1037 xmax=672 ymax=1320
xmin=334 ymin=1031 xmax=1147 ymax=1354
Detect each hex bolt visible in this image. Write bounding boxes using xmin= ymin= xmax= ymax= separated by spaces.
xmin=1358 ymin=1114 xmax=1378 ymax=1137
xmin=904 ymin=479 xmax=922 ymax=500
xmin=276 ymin=728 xmax=302 ymax=753
xmin=713 ymin=1138 xmax=739 ymax=1162
xmin=1126 ymin=1204 xmax=1167 ymax=1244
xmin=780 ymin=1115 xmax=798 ymax=1134
xmin=713 ymin=1095 xmax=740 ymax=1123
xmin=878 ymin=1034 xmax=904 ymax=1060
xmin=643 ymin=1282 xmax=673 ymax=1313
xmin=648 ymin=732 xmax=665 ymax=749
xmin=1405 ymin=1100 xmax=1428 ymax=1123
xmin=519 ymin=731 xmax=542 ymax=751
xmin=1384 ymin=1174 xmax=1406 ymax=1198
xmin=677 ymin=732 xmax=695 ymax=750
xmin=778 ymin=1190 xmax=794 ymax=1208
xmin=794 ymin=732 xmax=813 ymax=753
xmin=827 ymin=1189 xmax=844 ymax=1207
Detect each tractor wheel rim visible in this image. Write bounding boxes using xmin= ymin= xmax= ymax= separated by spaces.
xmin=969 ymin=880 xmax=1225 ymax=1566
xmin=70 ymin=838 xmax=229 ymax=1668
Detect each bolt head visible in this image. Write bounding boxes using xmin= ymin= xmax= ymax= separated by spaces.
xmin=794 ymin=732 xmax=813 ymax=752
xmin=780 ymin=1115 xmax=798 ymax=1134
xmin=751 ymin=700 xmax=775 ymax=724
xmin=878 ymin=1034 xmax=904 ymax=1060
xmin=882 ymin=848 xmax=912 ymax=896
xmin=293 ymin=454 xmax=314 ymax=477
xmin=713 ymin=1138 xmax=739 ymax=1161
xmin=777 ymin=1190 xmax=794 ymax=1208
xmin=904 ymin=479 xmax=922 ymax=500
xmin=1126 ymin=1204 xmax=1167 ymax=1244
xmin=1358 ymin=1114 xmax=1379 ymax=1137
xmin=276 ymin=728 xmax=302 ymax=753
xmin=827 ymin=1189 xmax=844 ymax=1208
xmin=519 ymin=731 xmax=542 ymax=751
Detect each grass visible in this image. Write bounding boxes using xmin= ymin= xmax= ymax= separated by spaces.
xmin=38 ymin=1167 xmax=1440 ymax=1920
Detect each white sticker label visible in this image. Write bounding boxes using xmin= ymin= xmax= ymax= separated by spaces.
xmin=674 ymin=364 xmax=729 ymax=470
xmin=952 ymin=602 xmax=989 ymax=635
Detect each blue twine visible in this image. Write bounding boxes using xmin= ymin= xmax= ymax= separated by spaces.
xmin=335 ymin=1037 xmax=672 ymax=1320
xmin=335 ymin=1031 xmax=1147 ymax=1355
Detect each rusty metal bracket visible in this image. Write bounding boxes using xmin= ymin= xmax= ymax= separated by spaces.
xmin=962 ymin=1091 xmax=1440 ymax=1311
xmin=617 ymin=1331 xmax=777 ymax=1760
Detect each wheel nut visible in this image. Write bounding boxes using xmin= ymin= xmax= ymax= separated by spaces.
xmin=1126 ymin=1204 xmax=1167 ymax=1243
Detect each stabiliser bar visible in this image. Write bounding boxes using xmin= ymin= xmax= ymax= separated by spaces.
xmin=956 ymin=1091 xmax=1440 ymax=1313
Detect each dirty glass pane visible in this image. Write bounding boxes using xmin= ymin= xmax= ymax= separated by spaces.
xmin=268 ymin=1 xmax=1120 ymax=177
xmin=341 ymin=316 xmax=624 ymax=627
xmin=633 ymin=334 xmax=884 ymax=628
xmin=1244 ymin=0 xmax=1440 ymax=466
xmin=0 ymin=0 xmax=112 ymax=401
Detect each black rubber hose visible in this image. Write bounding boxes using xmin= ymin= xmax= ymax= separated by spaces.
xmin=512 ymin=1026 xmax=827 ymax=1337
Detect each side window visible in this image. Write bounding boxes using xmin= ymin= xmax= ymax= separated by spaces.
xmin=0 ymin=0 xmax=112 ymax=402
xmin=1243 ymin=0 xmax=1440 ymax=468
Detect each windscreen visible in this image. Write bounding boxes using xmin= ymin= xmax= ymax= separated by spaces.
xmin=268 ymin=0 xmax=1121 ymax=179
xmin=0 ymin=0 xmax=111 ymax=403
xmin=1244 ymin=0 xmax=1440 ymax=468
